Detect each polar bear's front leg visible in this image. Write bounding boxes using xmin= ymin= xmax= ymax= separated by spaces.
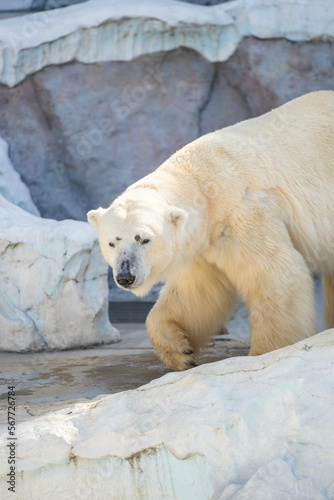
xmin=146 ymin=257 xmax=237 ymax=371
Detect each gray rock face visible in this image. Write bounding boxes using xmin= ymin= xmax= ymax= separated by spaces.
xmin=0 ymin=0 xmax=86 ymax=10
xmin=0 ymin=0 xmax=34 ymax=10
xmin=201 ymin=38 xmax=334 ymax=134
xmin=0 ymin=39 xmax=333 ymax=222
xmin=0 ymin=195 xmax=119 ymax=352
xmin=0 ymin=49 xmax=214 ymax=220
xmin=221 ymin=38 xmax=334 ymax=118
xmin=0 ymin=78 xmax=85 ymax=220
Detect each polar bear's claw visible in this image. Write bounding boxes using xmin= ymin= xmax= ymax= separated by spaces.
xmin=183 ymin=349 xmax=194 ymax=355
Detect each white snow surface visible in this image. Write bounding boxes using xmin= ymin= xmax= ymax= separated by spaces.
xmin=0 ymin=329 xmax=333 ymax=499
xmin=0 ymin=136 xmax=40 ymax=216
xmin=0 ymin=0 xmax=333 ymax=86
xmin=0 ymin=195 xmax=119 ymax=351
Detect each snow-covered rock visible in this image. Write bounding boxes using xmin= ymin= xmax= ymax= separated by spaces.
xmin=0 ymin=195 xmax=119 ymax=351
xmin=0 ymin=0 xmax=333 ymax=87
xmin=0 ymin=329 xmax=333 ymax=499
xmin=0 ymin=136 xmax=40 ymax=216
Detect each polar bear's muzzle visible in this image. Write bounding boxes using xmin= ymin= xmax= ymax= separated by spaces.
xmin=115 ymin=259 xmax=136 ymax=288
xmin=114 ymin=252 xmax=149 ymax=291
xmin=116 ymin=272 xmax=135 ymax=288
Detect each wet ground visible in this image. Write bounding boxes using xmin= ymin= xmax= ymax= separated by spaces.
xmin=0 ymin=323 xmax=249 ymax=419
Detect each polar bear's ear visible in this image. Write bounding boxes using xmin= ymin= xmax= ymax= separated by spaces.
xmin=87 ymin=208 xmax=105 ymax=228
xmin=166 ymin=207 xmax=188 ymax=226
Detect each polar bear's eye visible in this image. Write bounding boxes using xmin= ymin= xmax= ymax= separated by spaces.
xmin=142 ymin=238 xmax=150 ymax=245
xmin=109 ymin=242 xmax=115 ymax=248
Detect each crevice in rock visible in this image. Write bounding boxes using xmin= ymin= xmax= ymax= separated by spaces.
xmin=0 ymin=242 xmax=23 ymax=254
xmin=30 ymin=74 xmax=77 ymax=177
xmin=30 ymin=77 xmax=54 ymax=132
xmin=198 ymin=64 xmax=217 ymax=137
xmin=220 ymin=58 xmax=254 ymax=118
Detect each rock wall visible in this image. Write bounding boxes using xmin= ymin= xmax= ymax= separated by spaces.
xmin=0 ymin=0 xmax=86 ymax=12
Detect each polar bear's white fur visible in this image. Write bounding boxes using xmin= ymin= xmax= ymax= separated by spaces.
xmin=88 ymin=91 xmax=334 ymax=371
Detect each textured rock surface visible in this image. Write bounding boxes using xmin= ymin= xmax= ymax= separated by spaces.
xmin=0 ymin=195 xmax=119 ymax=351
xmin=0 ymin=0 xmax=34 ymax=10
xmin=220 ymin=38 xmax=334 ymax=119
xmin=0 ymin=135 xmax=40 ymax=215
xmin=0 ymin=40 xmax=333 ymax=221
xmin=0 ymin=329 xmax=333 ymax=499
xmin=0 ymin=0 xmax=333 ymax=87
xmin=0 ymin=49 xmax=214 ymax=220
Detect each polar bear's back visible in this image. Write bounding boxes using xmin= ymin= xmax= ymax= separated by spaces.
xmin=269 ymin=89 xmax=334 ymax=125
xmin=204 ymin=90 xmax=334 ymax=185
xmin=188 ymin=91 xmax=334 ymax=273
xmin=232 ymin=90 xmax=334 ymax=134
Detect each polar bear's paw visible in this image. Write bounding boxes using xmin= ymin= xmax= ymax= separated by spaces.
xmin=147 ymin=320 xmax=198 ymax=371
xmin=159 ymin=343 xmax=198 ymax=372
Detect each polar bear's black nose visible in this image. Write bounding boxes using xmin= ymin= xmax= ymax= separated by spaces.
xmin=116 ymin=272 xmax=135 ymax=288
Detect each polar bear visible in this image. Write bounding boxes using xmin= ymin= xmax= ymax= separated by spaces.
xmin=88 ymin=91 xmax=334 ymax=371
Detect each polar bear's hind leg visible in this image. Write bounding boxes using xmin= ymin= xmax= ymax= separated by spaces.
xmin=322 ymin=274 xmax=334 ymax=329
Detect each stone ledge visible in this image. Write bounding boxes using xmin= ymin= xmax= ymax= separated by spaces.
xmin=0 ymin=0 xmax=333 ymax=86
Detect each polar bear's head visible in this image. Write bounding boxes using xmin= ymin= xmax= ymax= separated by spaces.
xmin=87 ymin=189 xmax=188 ymax=296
